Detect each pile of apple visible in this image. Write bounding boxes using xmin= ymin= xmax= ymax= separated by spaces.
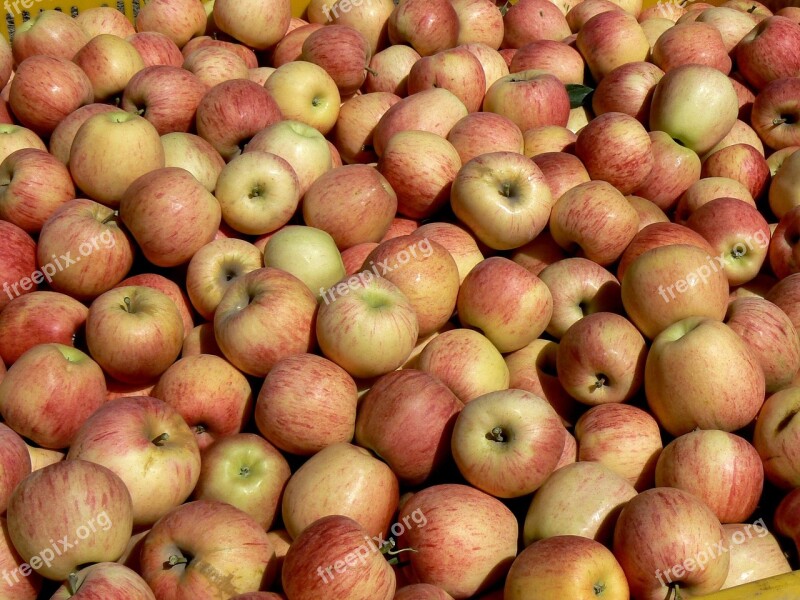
xmin=2 ymin=0 xmax=800 ymax=597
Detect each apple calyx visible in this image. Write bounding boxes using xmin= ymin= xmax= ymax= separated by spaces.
xmin=167 ymin=554 xmax=189 ymax=567
xmin=152 ymin=432 xmax=170 ymax=446
xmin=487 ymin=426 xmax=508 ymax=443
xmin=249 ymin=183 xmax=266 ymax=200
xmin=593 ymin=374 xmax=608 ymax=390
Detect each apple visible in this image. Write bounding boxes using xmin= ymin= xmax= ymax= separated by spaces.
xmin=7 ymin=460 xmax=133 ymax=580
xmin=522 ymin=125 xmax=576 ymax=157
xmin=127 ymin=31 xmax=185 ymax=68
xmin=388 ymin=0 xmax=459 ymax=56
xmin=592 ymin=61 xmax=664 ymax=125
xmin=675 ymin=176 xmax=755 ymax=224
xmin=775 ymin=487 xmax=800 ymax=555
xmin=273 ymin=24 xmax=323 ymax=66
xmin=73 ymin=34 xmax=146 ymax=102
xmin=395 ymin=585 xmax=454 ymax=600
xmin=50 ymin=562 xmax=155 ymax=600
xmin=0 ymin=517 xmax=41 ymax=599
xmin=408 ymin=47 xmax=486 ymax=113
xmin=629 ymin=131 xmax=701 ymax=212
xmin=414 ymin=221 xmax=484 ymax=283
xmin=754 ymin=386 xmax=800 ymax=488
xmin=264 ymin=61 xmax=340 ymax=135
xmin=327 ymin=0 xmax=394 ymax=55
xmin=301 ymin=24 xmax=371 ymax=98
xmin=483 ymin=70 xmax=570 ymax=132
xmin=507 ymin=536 xmax=629 ymax=600
xmin=0 ymin=220 xmax=36 ymax=312
xmin=735 ymin=16 xmax=800 ymax=90
xmin=214 ymin=0 xmax=290 ymax=49
xmin=576 ymin=11 xmax=649 ymax=81
xmin=451 ymin=151 xmax=553 ymax=250
xmin=703 ymin=118 xmax=765 ymax=158
xmin=751 ymin=76 xmax=800 ymax=151
xmin=503 ymin=0 xmax=571 ymax=48
xmin=140 ymin=500 xmax=275 ymax=597
xmin=0 ymin=424 xmax=29 ymax=514
xmin=10 ymin=9 xmax=87 ymax=63
xmin=331 ymin=92 xmax=400 ymax=165
xmin=160 ymin=132 xmax=225 ymax=193
xmin=135 ymin=0 xmax=207 ymax=47
xmin=363 ymin=44 xmax=421 ymax=95
xmin=701 ymin=143 xmax=770 ymax=199
xmin=461 ymin=42 xmax=509 ymax=89
xmin=115 ymin=273 xmax=194 ymax=340
xmin=195 ymin=79 xmax=283 ymax=161
xmin=510 ymin=40 xmax=584 ymax=85
xmin=770 ymin=146 xmax=800 ymax=218
xmin=75 ymin=6 xmax=136 ymax=37
xmin=0 ymin=124 xmax=46 ymax=167
xmin=183 ymin=45 xmax=249 ymax=87
xmin=446 ymin=112 xmax=524 ymax=164
xmin=652 ymin=21 xmax=732 ymax=74
xmin=646 ymin=316 xmax=765 ymax=435
xmin=721 ymin=522 xmax=792 ymax=590
xmin=565 ymin=0 xmax=623 ymax=31
xmin=48 ymin=103 xmax=123 ymax=166
xmin=281 ymin=515 xmax=395 ymax=600
xmin=9 ymin=55 xmax=94 ymax=137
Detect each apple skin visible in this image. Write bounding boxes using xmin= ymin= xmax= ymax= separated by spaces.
xmin=576 ymin=11 xmax=649 ymax=81
xmin=11 ymin=9 xmax=88 ymax=64
xmin=0 ymin=124 xmax=47 ymax=167
xmin=775 ymin=488 xmax=800 ymax=556
xmin=735 ymin=16 xmax=800 ymax=91
xmin=701 ymin=143 xmax=771 ymax=199
xmin=127 ymin=31 xmax=185 ymax=68
xmin=652 ymin=21 xmax=732 ymax=74
xmin=329 ymin=0 xmax=395 ymax=55
xmin=656 ymin=430 xmax=763 ymax=524
xmin=281 ymin=515 xmax=395 ymax=600
xmin=751 ymin=77 xmax=800 ymax=152
xmin=720 ymin=522 xmax=792 ymax=590
xmin=0 ymin=424 xmax=30 ymax=515
xmin=618 ymin=224 xmax=716 ymax=283
xmin=510 ymin=40 xmax=584 ymax=85
xmin=414 ymin=221 xmax=484 ymax=283
xmin=754 ymin=386 xmax=800 ymax=488
xmin=503 ymin=0 xmax=571 ymax=48
xmin=645 ymin=317 xmax=766 ymax=436
xmin=356 ymin=369 xmax=462 ymax=485
xmin=531 ymin=152 xmax=591 ymax=216
xmin=0 ymin=516 xmax=42 ymax=600
xmin=395 ymin=584 xmax=454 ymax=600
xmin=51 ymin=562 xmax=155 ymax=599
xmin=49 ymin=103 xmax=123 ymax=166
xmin=282 ymin=442 xmax=399 ymax=540
xmin=506 ymin=536 xmax=629 ymax=600
xmin=396 ymin=484 xmax=517 ymax=598
xmin=73 ymin=34 xmax=146 ymax=103
xmin=256 ymin=353 xmax=358 ymax=455
xmin=301 ymin=24 xmax=371 ymax=98
xmin=0 ymin=344 xmax=107 ymax=450
xmin=388 ymin=0 xmax=459 ymax=56
xmin=613 ymin=487 xmax=729 ymax=600
xmin=140 ymin=500 xmax=276 ymax=597
xmin=591 ymin=61 xmax=664 ymax=125
xmin=7 ymin=460 xmax=134 ymax=581
xmin=264 ymin=61 xmax=341 ymax=135
xmin=183 ymin=45 xmax=250 ymax=88
xmin=408 ymin=47 xmax=487 ymax=113
xmin=332 ymin=94 xmax=401 ymax=166
xmin=446 ymin=112 xmax=524 ymax=165
xmin=631 ymin=130 xmax=701 ymax=212
xmin=135 ymin=0 xmax=208 ymax=48
xmin=483 ymin=70 xmax=571 ymax=132
xmin=364 ymin=44 xmax=421 ymax=96
xmin=115 ymin=273 xmax=195 ymax=340
xmin=0 ymin=221 xmax=37 ymax=312
xmin=161 ymin=131 xmax=225 ymax=192
xmin=770 ymin=147 xmax=800 ymax=218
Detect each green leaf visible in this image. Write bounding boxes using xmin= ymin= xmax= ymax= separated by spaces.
xmin=566 ymin=83 xmax=594 ymax=109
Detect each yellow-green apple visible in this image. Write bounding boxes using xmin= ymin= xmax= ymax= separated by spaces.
xmin=770 ymin=147 xmax=800 ymax=218
xmin=0 ymin=148 xmax=74 ymax=234
xmin=576 ymin=11 xmax=649 ymax=81
xmin=775 ymin=488 xmax=800 ymax=555
xmin=509 ymin=40 xmax=584 ymax=84
xmin=451 ymin=151 xmax=553 ymax=250
xmin=0 ymin=124 xmax=46 ymax=165
xmin=646 ymin=317 xmax=765 ymax=435
xmin=695 ymin=6 xmax=758 ymax=51
xmin=127 ymin=31 xmax=185 ymax=67
xmin=721 ymin=522 xmax=792 ymax=589
xmin=193 ymin=433 xmax=290 ymax=530
xmin=195 ymin=79 xmax=283 ymax=161
xmin=73 ymin=34 xmax=146 ymax=102
xmin=183 ymin=46 xmax=249 ymax=87
xmin=377 ymin=130 xmax=461 ymax=219
xmin=213 ymin=0 xmax=289 ymax=49
xmin=75 ymin=6 xmax=136 ymax=38
xmin=592 ymin=61 xmax=664 ymax=124
xmin=115 ymin=272 xmax=194 ymax=339
xmin=373 ymin=88 xmax=467 ymax=156
xmin=751 ymin=77 xmax=800 ymax=150
xmin=316 ymin=272 xmax=417 ymax=378
xmin=51 ymin=562 xmax=155 ymax=600
xmin=48 ymin=103 xmax=123 ymax=166
xmin=621 ymin=244 xmax=729 ymax=339
xmin=655 ymin=430 xmax=763 ymax=523
xmin=120 ymin=167 xmax=220 ymax=266
xmin=396 ymin=484 xmax=517 ymax=597
xmin=461 ymin=42 xmax=509 ymax=88
xmin=735 ymin=16 xmax=800 ymax=90
xmin=151 ymin=354 xmax=253 ymax=449
xmin=507 ymin=535 xmax=629 ymax=600
xmin=140 ymin=500 xmax=275 ymax=597
xmin=414 ymin=221 xmax=484 ymax=283
xmin=186 ymin=238 xmax=262 ymax=320
xmin=0 ymin=344 xmax=106 ymax=449
xmin=613 ymin=487 xmax=729 ymax=599
xmin=355 ymin=369 xmax=462 ymax=485
xmin=272 ymin=24 xmax=322 ymax=67
xmin=556 ymin=312 xmax=646 ymax=405
xmin=652 ymin=22 xmax=732 ymax=73
xmin=282 ymin=442 xmax=398 ymax=539
xmin=0 ymin=221 xmax=37 ymax=311
xmin=701 ymin=143 xmax=770 ymax=199
xmin=67 ymin=395 xmax=201 ymax=527
xmin=0 ymin=516 xmax=41 ymax=599
xmin=575 ymin=403 xmax=663 ymax=490
xmin=416 ymin=329 xmax=509 ymax=403
xmin=85 ymin=285 xmax=184 ymax=384
xmin=303 ymin=165 xmax=397 ymax=249
xmin=531 ymin=151 xmax=591 ymax=200
xmin=282 ymin=515 xmax=395 ymax=600
xmin=446 ymin=112 xmax=524 ymax=164
xmin=674 ymin=177 xmax=755 ymax=223
xmin=0 ymin=291 xmax=87 ymax=365
xmin=505 ymin=338 xmax=583 ymax=427
xmin=255 ymin=353 xmax=357 ymax=455
xmin=214 ymin=267 xmax=317 ymax=377
xmin=388 ymin=0 xmax=459 ymax=55
xmin=524 ymin=462 xmax=636 ymax=545
xmin=522 ymin=125 xmax=576 ymax=157
xmin=0 ymin=424 xmax=29 ymax=513
xmin=245 ymin=119 xmax=332 ymax=195
xmin=10 ymin=9 xmax=88 ymax=64
xmin=549 ymin=180 xmax=640 ymax=266
xmin=754 ymin=386 xmax=800 ymax=488
xmin=685 ymin=197 xmax=770 ymax=286
xmin=264 ymin=61 xmax=340 ymax=135
xmin=451 ymin=388 xmax=566 ymax=497
xmin=10 ymin=55 xmax=93 ymax=137
xmin=503 ymin=0 xmax=571 ymax=47
xmin=121 ymin=65 xmax=208 ymax=135
xmin=483 ymin=70 xmax=570 ymax=132
xmin=36 ymin=198 xmax=134 ymax=300
xmin=726 ymin=296 xmax=800 ymax=393
xmin=575 ymin=111 xmax=654 ymax=194
xmin=329 ymin=0 xmax=394 ymax=55
xmin=69 ymin=111 xmax=164 ymax=208
xmin=361 ymin=235 xmax=459 ymax=336
xmin=7 ymin=460 xmax=133 ymax=580
xmin=408 ymin=47 xmax=486 ymax=113
xmin=538 ymin=257 xmax=623 ymax=338
xmin=631 ymin=131 xmax=701 ymax=211
xmin=628 ymin=195 xmax=669 ymax=229
xmin=566 ymin=0 xmax=624 ymax=32
xmin=364 ymin=44 xmax=421 ymax=95
xmin=135 ymin=0 xmax=207 ymax=47
xmin=395 ymin=584 xmax=454 ymax=600
xmin=332 ymin=92 xmax=401 ymax=164
xmin=649 ymin=64 xmax=739 ymax=154
xmin=301 ymin=25 xmax=371 ymax=98
xmin=456 ymin=256 xmax=552 ymax=353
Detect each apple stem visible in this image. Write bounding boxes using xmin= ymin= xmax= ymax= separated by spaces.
xmin=488 ymin=426 xmax=506 ymax=443
xmin=167 ymin=554 xmax=189 ymax=567
xmin=101 ymin=211 xmax=119 ymax=225
xmin=68 ymin=572 xmax=79 ymax=595
xmin=747 ymin=4 xmax=756 ymax=11
xmin=379 ymin=540 xmax=418 ymax=565
xmin=773 ymin=117 xmax=788 ymax=126
xmin=152 ymin=432 xmax=170 ymax=446
xmin=666 ymin=584 xmax=683 ymax=600
xmin=365 ymin=67 xmax=379 ymax=77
